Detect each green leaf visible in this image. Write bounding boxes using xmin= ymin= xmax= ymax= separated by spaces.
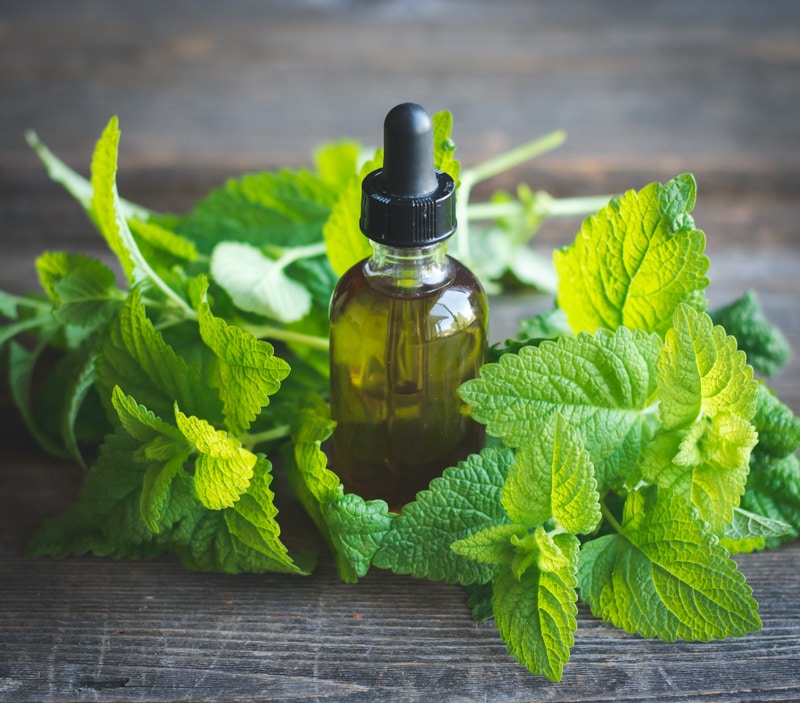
xmin=578 ymin=486 xmax=761 ymax=641
xmin=7 ymin=337 xmax=69 ymax=458
xmin=719 ymin=506 xmax=792 ymax=553
xmin=659 ymin=305 xmax=757 ymax=430
xmin=743 ymin=452 xmax=800 ymax=545
xmin=460 ymin=327 xmax=661 ymax=491
xmin=210 ymin=241 xmax=313 ymax=323
xmin=751 ymin=383 xmax=800 ymax=458
xmin=174 ymin=407 xmax=257 ymax=510
xmin=128 ymin=218 xmax=199 ymax=262
xmin=492 ymin=532 xmax=580 ymax=682
xmin=373 ymin=447 xmax=514 ymax=584
xmin=710 ymin=290 xmax=791 ymax=376
xmin=554 ymin=174 xmax=709 ymax=337
xmin=25 ymin=428 xmax=164 ymax=558
xmin=110 ymin=386 xmax=191 ymax=530
xmin=451 ymin=523 xmax=527 ymax=566
xmin=285 ymin=395 xmax=392 ymax=581
xmin=196 ymin=288 xmax=291 ymax=434
xmin=322 ymin=493 xmax=395 ymax=578
xmin=96 ymin=288 xmax=211 ymax=421
xmin=37 ymin=252 xmax=122 ymax=328
xmin=175 ymin=169 xmax=334 ymax=255
xmin=502 ymin=413 xmax=601 ymax=534
xmin=223 ymin=456 xmax=314 ymax=575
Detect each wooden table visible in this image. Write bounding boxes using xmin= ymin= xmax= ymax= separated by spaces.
xmin=2 ymin=2 xmax=799 ymax=700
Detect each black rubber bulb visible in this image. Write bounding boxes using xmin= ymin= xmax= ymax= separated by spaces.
xmin=381 ymin=102 xmax=439 ymax=198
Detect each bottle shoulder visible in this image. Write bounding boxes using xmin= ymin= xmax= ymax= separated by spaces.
xmin=331 ymin=256 xmax=485 ymax=306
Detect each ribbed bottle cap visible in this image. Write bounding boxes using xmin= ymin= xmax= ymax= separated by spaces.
xmin=360 ymin=103 xmax=456 ymax=247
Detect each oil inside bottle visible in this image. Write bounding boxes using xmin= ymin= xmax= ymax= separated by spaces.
xmin=329 ymin=250 xmax=487 ymax=510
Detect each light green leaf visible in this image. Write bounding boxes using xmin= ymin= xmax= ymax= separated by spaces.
xmin=196 ymin=288 xmax=291 ymax=434
xmin=322 ymin=151 xmax=381 ymax=276
xmin=432 ymin=110 xmax=460 ymax=183
xmin=90 ymin=117 xmax=139 ymax=281
xmin=313 ymin=140 xmax=362 ymax=188
xmin=460 ymin=327 xmax=661 ymax=491
xmin=174 ymin=407 xmax=256 ymax=510
xmin=554 ymin=174 xmax=709 ymax=337
xmin=646 ymin=305 xmax=759 ymax=532
xmin=578 ymin=486 xmax=761 ymax=641
xmin=26 ymin=128 xmax=153 ymax=220
xmin=493 ymin=532 xmax=579 ymax=682
xmin=502 ymin=413 xmax=600 ymax=534
xmin=210 ymin=241 xmax=312 ymax=323
xmin=128 ymin=218 xmax=198 ymax=261
xmin=659 ymin=305 xmax=757 ymax=430
xmin=372 ymin=447 xmax=514 ymax=585
xmin=451 ymin=523 xmax=527 ymax=566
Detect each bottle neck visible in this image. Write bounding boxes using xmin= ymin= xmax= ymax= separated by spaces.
xmin=364 ymin=241 xmax=453 ymax=294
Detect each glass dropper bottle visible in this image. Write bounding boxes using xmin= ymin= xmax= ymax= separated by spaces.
xmin=328 ymin=102 xmax=488 ymax=510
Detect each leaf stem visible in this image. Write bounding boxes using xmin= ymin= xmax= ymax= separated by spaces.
xmin=242 ymin=323 xmax=330 ymax=351
xmin=466 ymin=194 xmax=612 ymax=222
xmin=465 ymin=130 xmax=567 ymax=186
xmin=600 ymin=501 xmax=624 ymax=535
xmin=242 ymin=424 xmax=292 ymax=449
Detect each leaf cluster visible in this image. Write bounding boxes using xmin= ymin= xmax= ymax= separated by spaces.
xmin=2 ymin=118 xmax=798 ymax=684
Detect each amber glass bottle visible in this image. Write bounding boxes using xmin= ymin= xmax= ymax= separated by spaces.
xmin=329 ymin=103 xmax=488 ymax=510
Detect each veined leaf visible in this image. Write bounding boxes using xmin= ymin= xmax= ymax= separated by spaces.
xmin=644 ymin=305 xmax=758 ymax=532
xmin=502 ymin=413 xmax=601 ymax=534
xmin=210 ymin=241 xmax=313 ymax=323
xmin=96 ymin=288 xmax=210 ymax=421
xmin=285 ymin=395 xmax=391 ymax=582
xmin=174 ymin=407 xmax=257 ymax=510
xmin=196 ymin=287 xmax=291 ymax=434
xmin=710 ymin=290 xmax=791 ymax=376
xmin=578 ymin=486 xmax=761 ymax=642
xmin=373 ymin=447 xmax=514 ymax=585
xmin=223 ymin=456 xmax=313 ymax=575
xmin=554 ymin=174 xmax=709 ymax=337
xmin=492 ymin=533 xmax=580 ymax=682
xmin=460 ymin=327 xmax=661 ymax=491
xmin=36 ymin=252 xmax=122 ymax=328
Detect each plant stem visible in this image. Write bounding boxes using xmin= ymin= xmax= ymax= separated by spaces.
xmin=242 ymin=323 xmax=330 ymax=351
xmin=600 ymin=500 xmax=624 ymax=535
xmin=242 ymin=424 xmax=291 ymax=449
xmin=465 ymin=130 xmax=566 ymax=186
xmin=466 ymin=194 xmax=612 ymax=222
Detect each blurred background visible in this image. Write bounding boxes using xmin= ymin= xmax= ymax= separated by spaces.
xmin=4 ymin=0 xmax=798 ymax=176
xmin=2 ymin=0 xmax=799 ymax=403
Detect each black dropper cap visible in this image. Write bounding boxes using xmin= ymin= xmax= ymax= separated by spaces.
xmin=360 ymin=103 xmax=456 ymax=247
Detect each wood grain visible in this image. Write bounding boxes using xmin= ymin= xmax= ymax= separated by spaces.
xmin=1 ymin=1 xmax=799 ymax=700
